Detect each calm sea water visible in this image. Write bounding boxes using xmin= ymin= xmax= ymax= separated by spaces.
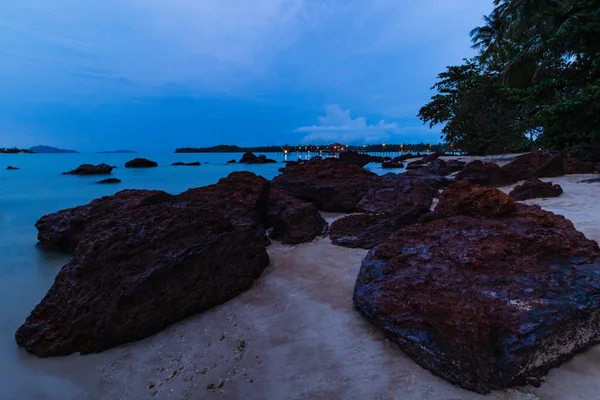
xmin=0 ymin=151 xmax=398 ymax=398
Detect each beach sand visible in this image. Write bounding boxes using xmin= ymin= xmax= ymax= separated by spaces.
xmin=10 ymin=172 xmax=600 ymax=400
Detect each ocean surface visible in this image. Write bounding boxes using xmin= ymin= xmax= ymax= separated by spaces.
xmin=0 ymin=152 xmax=400 ymax=398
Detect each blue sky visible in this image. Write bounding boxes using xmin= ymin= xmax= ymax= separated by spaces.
xmin=0 ymin=0 xmax=493 ymax=152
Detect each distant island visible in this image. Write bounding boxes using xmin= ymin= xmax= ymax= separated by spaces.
xmin=176 ymin=143 xmax=451 ymax=154
xmin=97 ymin=150 xmax=138 ymax=154
xmin=0 ymin=147 xmax=34 ymax=154
xmin=29 ymin=145 xmax=78 ymax=154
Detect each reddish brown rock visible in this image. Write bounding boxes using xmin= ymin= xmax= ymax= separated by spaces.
xmin=358 ymin=175 xmax=436 ymax=214
xmin=125 ymin=158 xmax=158 ymax=168
xmin=266 ymin=189 xmax=327 ymax=244
xmin=354 ymin=182 xmax=600 ymax=393
xmin=271 ymin=159 xmax=381 ymax=212
xmin=17 ymin=172 xmax=271 ymax=357
xmin=509 ymin=178 xmax=563 ymax=201
xmin=564 ymin=157 xmax=597 ymax=174
xmin=500 ymin=152 xmax=564 ymax=180
xmin=62 ymin=163 xmax=114 ymax=175
xmin=455 ymin=160 xmax=515 ymax=187
xmin=339 ymin=151 xmax=371 ymax=167
xmin=446 ymin=159 xmax=466 ymax=172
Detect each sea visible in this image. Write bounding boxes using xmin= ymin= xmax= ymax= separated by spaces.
xmin=0 ymin=151 xmax=401 ymax=398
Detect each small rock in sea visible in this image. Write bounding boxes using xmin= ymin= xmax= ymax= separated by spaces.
xmin=381 ymin=161 xmax=404 ymax=169
xmin=509 ymin=178 xmax=563 ymax=200
xmin=227 ymin=159 xmax=236 ymax=164
xmin=172 ymin=162 xmax=185 ymax=166
xmin=6 ymin=166 xmax=19 ymax=170
xmin=172 ymin=162 xmax=201 ymax=166
xmin=125 ymin=158 xmax=158 ymax=168
xmin=405 ymin=160 xmax=426 ymax=170
xmin=339 ymin=151 xmax=371 ymax=167
xmin=62 ymin=163 xmax=113 ymax=175
xmin=96 ymin=178 xmax=122 ymax=184
xmin=579 ymin=177 xmax=600 ymax=184
xmin=239 ymin=152 xmax=276 ymax=164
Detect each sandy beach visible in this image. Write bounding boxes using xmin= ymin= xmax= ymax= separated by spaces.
xmin=6 ymin=169 xmax=600 ymax=400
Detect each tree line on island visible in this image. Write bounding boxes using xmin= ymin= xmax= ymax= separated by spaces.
xmin=418 ymin=0 xmax=600 ymax=157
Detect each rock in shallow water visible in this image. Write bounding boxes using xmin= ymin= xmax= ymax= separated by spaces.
xmin=125 ymin=158 xmax=158 ymax=168
xmin=17 ymin=172 xmax=271 ymax=357
xmin=509 ymin=178 xmax=563 ymax=201
xmin=96 ymin=178 xmax=122 ymax=184
xmin=354 ymin=182 xmax=600 ymax=393
xmin=62 ymin=163 xmax=114 ymax=175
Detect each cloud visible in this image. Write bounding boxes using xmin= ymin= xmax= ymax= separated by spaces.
xmin=296 ymin=104 xmax=435 ymax=144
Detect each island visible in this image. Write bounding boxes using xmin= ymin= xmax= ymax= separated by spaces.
xmin=175 ymin=143 xmax=451 ymax=154
xmin=29 ymin=145 xmax=78 ymax=154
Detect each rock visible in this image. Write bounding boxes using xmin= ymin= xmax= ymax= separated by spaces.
xmin=422 ymin=151 xmax=444 ymax=163
xmin=6 ymin=166 xmax=19 ymax=170
xmin=566 ymin=144 xmax=600 ymax=163
xmin=339 ymin=151 xmax=371 ymax=167
xmin=564 ymin=157 xmax=597 ymax=174
xmin=17 ymin=172 xmax=271 ymax=357
xmin=271 ymin=159 xmax=381 ymax=212
xmin=358 ymin=175 xmax=437 ymax=214
xmin=172 ymin=162 xmax=201 ymax=166
xmin=310 ymin=156 xmax=322 ymax=161
xmin=406 ymin=160 xmax=426 ymax=170
xmin=256 ymin=155 xmax=277 ymax=164
xmin=500 ymin=152 xmax=564 ymax=180
xmin=266 ymin=189 xmax=327 ymax=244
xmin=125 ymin=158 xmax=158 ymax=168
xmin=509 ymin=178 xmax=563 ymax=201
xmin=455 ymin=160 xmax=514 ymax=187
xmin=446 ymin=159 xmax=466 ymax=172
xmin=62 ymin=163 xmax=114 ymax=175
xmin=96 ymin=178 xmax=122 ymax=184
xmin=354 ymin=181 xmax=600 ymax=393
xmin=422 ymin=159 xmax=450 ymax=176
xmin=399 ymin=170 xmax=452 ymax=191
xmin=240 ymin=153 xmax=276 ymax=164
xmin=392 ymin=154 xmax=414 ymax=162
xmin=381 ymin=161 xmax=404 ymax=169
xmin=578 ymin=177 xmax=600 ymax=184
xmin=227 ymin=159 xmax=236 ymax=164
xmin=370 ymin=156 xmax=390 ymax=163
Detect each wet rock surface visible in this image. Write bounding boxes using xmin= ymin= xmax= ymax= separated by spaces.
xmin=62 ymin=163 xmax=114 ymax=175
xmin=509 ymin=178 xmax=563 ymax=201
xmin=354 ymin=181 xmax=600 ymax=393
xmin=18 ymin=172 xmax=272 ymax=357
xmin=125 ymin=158 xmax=158 ymax=168
xmin=266 ymin=189 xmax=327 ymax=245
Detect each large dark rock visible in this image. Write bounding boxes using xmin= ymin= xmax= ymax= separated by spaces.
xmin=567 ymin=145 xmax=600 ymax=163
xmin=381 ymin=161 xmax=404 ymax=169
xmin=62 ymin=164 xmax=114 ymax=175
xmin=18 ymin=172 xmax=271 ymax=357
xmin=266 ymin=189 xmax=327 ymax=244
xmin=125 ymin=158 xmax=158 ymax=168
xmin=239 ymin=153 xmax=276 ymax=164
xmin=392 ymin=154 xmax=414 ymax=162
xmin=579 ymin=177 xmax=600 ymax=184
xmin=96 ymin=178 xmax=122 ymax=184
xmin=422 ymin=159 xmax=450 ymax=176
xmin=227 ymin=159 xmax=236 ymax=164
xmin=405 ymin=160 xmax=426 ymax=170
xmin=354 ymin=182 xmax=600 ymax=393
xmin=500 ymin=152 xmax=564 ymax=180
xmin=509 ymin=178 xmax=563 ymax=201
xmin=339 ymin=151 xmax=371 ymax=167
xmin=271 ymin=159 xmax=381 ymax=213
xmin=399 ymin=170 xmax=452 ymax=191
xmin=564 ymin=157 xmax=597 ymax=174
xmin=446 ymin=159 xmax=466 ymax=173
xmin=6 ymin=166 xmax=19 ymax=170
xmin=455 ymin=160 xmax=515 ymax=187
xmin=172 ymin=161 xmax=201 ymax=166
xmin=358 ymin=175 xmax=436 ymax=214
xmin=422 ymin=151 xmax=444 ymax=163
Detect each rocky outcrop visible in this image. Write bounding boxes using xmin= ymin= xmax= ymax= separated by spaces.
xmin=422 ymin=151 xmax=444 ymax=163
xmin=62 ymin=164 xmax=114 ymax=175
xmin=239 ymin=152 xmax=277 ymax=164
xmin=271 ymin=159 xmax=381 ymax=212
xmin=354 ymin=182 xmax=600 ymax=393
xmin=358 ymin=175 xmax=437 ymax=214
xmin=266 ymin=189 xmax=327 ymax=244
xmin=339 ymin=151 xmax=371 ymax=167
xmin=381 ymin=161 xmax=404 ymax=169
xmin=446 ymin=159 xmax=466 ymax=173
xmin=455 ymin=160 xmax=515 ymax=187
xmin=18 ymin=172 xmax=271 ymax=357
xmin=422 ymin=159 xmax=450 ymax=176
xmin=509 ymin=178 xmax=563 ymax=201
xmin=125 ymin=158 xmax=158 ymax=168
xmin=6 ymin=166 xmax=19 ymax=170
xmin=500 ymin=152 xmax=564 ymax=180
xmin=172 ymin=162 xmax=201 ymax=166
xmin=579 ymin=177 xmax=600 ymax=184
xmin=96 ymin=178 xmax=122 ymax=184
xmin=227 ymin=159 xmax=236 ymax=164
xmin=564 ymin=157 xmax=597 ymax=174
xmin=406 ymin=160 xmax=426 ymax=170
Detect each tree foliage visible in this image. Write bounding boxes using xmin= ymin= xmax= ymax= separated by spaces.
xmin=419 ymin=0 xmax=600 ymax=154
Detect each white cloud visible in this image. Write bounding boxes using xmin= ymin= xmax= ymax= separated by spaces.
xmin=296 ymin=104 xmax=402 ymax=144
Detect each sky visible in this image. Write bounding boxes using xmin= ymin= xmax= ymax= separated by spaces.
xmin=0 ymin=0 xmax=493 ymax=152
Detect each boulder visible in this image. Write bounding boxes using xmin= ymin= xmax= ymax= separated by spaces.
xmin=399 ymin=170 xmax=452 ymax=191
xmin=266 ymin=189 xmax=327 ymax=244
xmin=422 ymin=151 xmax=444 ymax=163
xmin=6 ymin=166 xmax=19 ymax=170
xmin=564 ymin=157 xmax=597 ymax=174
xmin=172 ymin=162 xmax=185 ymax=166
xmin=271 ymin=159 xmax=381 ymax=213
xmin=339 ymin=151 xmax=371 ymax=167
xmin=227 ymin=159 xmax=236 ymax=164
xmin=392 ymin=154 xmax=414 ymax=162
xmin=354 ymin=182 xmax=600 ymax=393
xmin=509 ymin=178 xmax=563 ymax=201
xmin=62 ymin=163 xmax=114 ymax=175
xmin=239 ymin=152 xmax=258 ymax=163
xmin=446 ymin=159 xmax=466 ymax=173
xmin=455 ymin=160 xmax=514 ymax=187
xmin=17 ymin=172 xmax=271 ymax=357
xmin=406 ymin=160 xmax=426 ymax=170
xmin=500 ymin=152 xmax=564 ymax=180
xmin=358 ymin=175 xmax=437 ymax=214
xmin=172 ymin=162 xmax=201 ymax=166
xmin=370 ymin=156 xmax=390 ymax=163
xmin=96 ymin=178 xmax=122 ymax=184
xmin=566 ymin=144 xmax=600 ymax=163
xmin=381 ymin=161 xmax=404 ymax=169
xmin=579 ymin=177 xmax=600 ymax=184
xmin=422 ymin=159 xmax=450 ymax=176
xmin=125 ymin=158 xmax=158 ymax=168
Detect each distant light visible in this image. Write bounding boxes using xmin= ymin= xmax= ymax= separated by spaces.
xmin=383 ymin=144 xmax=386 ymax=147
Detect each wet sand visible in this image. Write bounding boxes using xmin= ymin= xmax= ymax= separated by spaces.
xmin=8 ymin=170 xmax=600 ymax=400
